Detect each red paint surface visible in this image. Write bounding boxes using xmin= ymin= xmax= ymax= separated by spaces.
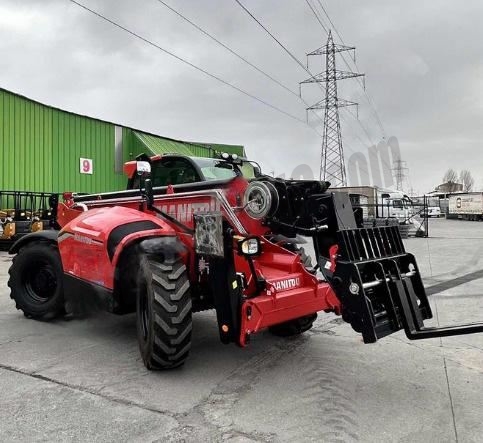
xmin=56 ymin=156 xmax=342 ymax=344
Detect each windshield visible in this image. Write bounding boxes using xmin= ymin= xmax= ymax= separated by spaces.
xmin=192 ymin=158 xmax=256 ymax=181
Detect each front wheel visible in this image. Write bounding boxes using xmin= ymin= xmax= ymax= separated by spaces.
xmin=136 ymin=251 xmax=192 ymax=370
xmin=8 ymin=241 xmax=65 ymax=319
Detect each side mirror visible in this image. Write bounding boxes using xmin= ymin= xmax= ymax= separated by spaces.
xmin=137 ymin=161 xmax=153 ymax=209
xmin=136 ymin=161 xmax=151 ymax=175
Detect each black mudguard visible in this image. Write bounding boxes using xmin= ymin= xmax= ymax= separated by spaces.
xmin=9 ymin=230 xmax=59 ymax=254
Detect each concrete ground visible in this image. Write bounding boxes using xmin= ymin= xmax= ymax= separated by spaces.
xmin=0 ymin=218 xmax=482 ymax=442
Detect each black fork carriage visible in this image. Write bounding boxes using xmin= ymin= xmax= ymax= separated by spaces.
xmin=317 ymin=192 xmax=483 ymax=343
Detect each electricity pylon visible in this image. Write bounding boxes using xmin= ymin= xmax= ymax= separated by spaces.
xmin=300 ymin=30 xmax=364 ymax=186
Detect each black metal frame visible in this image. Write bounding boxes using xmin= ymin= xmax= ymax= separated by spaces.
xmin=349 ymin=198 xmax=429 ymax=238
xmin=1 ymin=190 xmax=58 ymax=242
xmin=329 ymin=225 xmax=483 ymax=341
xmin=206 ymin=224 xmax=244 ymax=344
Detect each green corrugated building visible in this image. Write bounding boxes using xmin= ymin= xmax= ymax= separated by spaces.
xmin=0 ymin=87 xmax=245 ymax=194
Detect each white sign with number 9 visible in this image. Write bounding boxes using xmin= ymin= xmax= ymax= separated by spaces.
xmin=80 ymin=158 xmax=93 ymax=175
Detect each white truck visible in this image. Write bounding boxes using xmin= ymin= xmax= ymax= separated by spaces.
xmin=333 ymin=186 xmax=413 ymax=223
xmin=448 ymin=193 xmax=483 ymax=220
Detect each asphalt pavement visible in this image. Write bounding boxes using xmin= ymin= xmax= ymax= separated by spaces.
xmin=0 ymin=218 xmax=482 ymax=442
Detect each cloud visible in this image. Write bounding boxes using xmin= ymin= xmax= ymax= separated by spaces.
xmin=0 ymin=0 xmax=482 ymax=194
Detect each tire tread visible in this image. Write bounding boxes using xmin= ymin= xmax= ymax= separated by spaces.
xmin=8 ymin=241 xmax=64 ymax=320
xmin=139 ymin=254 xmax=192 ymax=369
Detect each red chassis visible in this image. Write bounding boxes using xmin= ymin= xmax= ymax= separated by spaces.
xmin=11 ymin=153 xmax=480 ymax=370
xmin=55 ymin=172 xmax=341 ymax=348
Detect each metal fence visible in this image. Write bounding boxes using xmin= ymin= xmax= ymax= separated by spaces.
xmin=351 ymin=197 xmax=429 ymax=238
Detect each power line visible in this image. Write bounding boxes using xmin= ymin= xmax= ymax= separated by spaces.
xmin=305 ymin=0 xmax=389 ymax=162
xmin=301 ymin=30 xmax=364 ymax=185
xmin=314 ymin=0 xmax=345 ymax=50
xmin=313 ymin=0 xmax=385 ymax=135
xmin=305 ymin=0 xmax=385 ymax=141
xmin=231 ymin=0 xmax=331 ymax=132
xmin=311 ymin=107 xmax=370 ymax=150
xmin=304 ymin=0 xmax=328 ymax=35
xmin=303 ymin=1 xmax=378 ymax=146
xmin=302 ymin=1 xmax=393 ymax=183
xmin=313 ymin=0 xmax=387 ymax=138
xmin=154 ymin=0 xmax=300 ymax=98
xmin=231 ymin=0 xmax=335 ymax=137
xmin=305 ymin=2 xmax=375 ymax=140
xmin=342 ymin=107 xmax=377 ymax=147
xmin=68 ymin=0 xmax=308 ymax=125
xmin=232 ymin=0 xmax=370 ymax=149
xmin=69 ymin=0 xmax=373 ymax=181
xmin=234 ymin=0 xmax=310 ymax=74
xmin=234 ymin=0 xmax=376 ymax=180
xmin=153 ymin=0 xmax=327 ymax=138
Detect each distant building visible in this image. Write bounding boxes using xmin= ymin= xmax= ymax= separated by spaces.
xmin=418 ymin=182 xmax=464 ymax=215
xmin=434 ymin=181 xmax=463 ymax=193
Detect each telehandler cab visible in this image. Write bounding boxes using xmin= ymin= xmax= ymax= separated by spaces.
xmin=7 ymin=153 xmax=483 ymax=369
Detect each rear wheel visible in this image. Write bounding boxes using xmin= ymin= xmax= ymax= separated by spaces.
xmin=268 ymin=244 xmax=317 ymax=337
xmin=8 ymin=241 xmax=65 ymax=319
xmin=136 ymin=251 xmax=192 ymax=370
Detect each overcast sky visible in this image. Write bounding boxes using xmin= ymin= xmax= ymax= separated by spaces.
xmin=1 ymin=0 xmax=482 ymax=194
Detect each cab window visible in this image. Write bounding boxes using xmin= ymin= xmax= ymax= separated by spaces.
xmin=132 ymin=158 xmax=201 ymax=188
xmin=152 ymin=159 xmax=200 ymax=186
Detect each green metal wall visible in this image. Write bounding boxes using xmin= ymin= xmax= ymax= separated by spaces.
xmin=0 ymin=89 xmax=126 ymax=193
xmin=51 ymin=109 xmax=128 ymax=193
xmin=0 ymin=88 xmax=245 ymax=195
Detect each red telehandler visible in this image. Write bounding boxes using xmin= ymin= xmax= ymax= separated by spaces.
xmin=7 ymin=153 xmax=483 ymax=369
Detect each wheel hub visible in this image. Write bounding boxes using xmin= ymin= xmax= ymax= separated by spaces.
xmin=25 ymin=262 xmax=57 ymax=303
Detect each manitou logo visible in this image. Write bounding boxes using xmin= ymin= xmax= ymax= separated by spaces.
xmin=74 ymin=234 xmax=95 ymax=245
xmin=156 ymin=200 xmax=221 ymax=223
xmin=273 ymin=277 xmax=301 ymax=292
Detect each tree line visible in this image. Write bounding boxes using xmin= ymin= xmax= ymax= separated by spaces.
xmin=443 ymin=168 xmax=474 ymax=192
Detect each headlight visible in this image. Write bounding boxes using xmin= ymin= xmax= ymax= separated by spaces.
xmin=238 ymin=237 xmax=261 ymax=256
xmin=244 ymin=181 xmax=279 ymax=219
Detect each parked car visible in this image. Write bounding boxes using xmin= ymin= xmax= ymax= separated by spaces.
xmin=424 ymin=206 xmax=441 ymax=218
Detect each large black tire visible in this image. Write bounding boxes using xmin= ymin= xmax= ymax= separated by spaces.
xmin=8 ymin=241 xmax=65 ymax=319
xmin=136 ymin=252 xmax=192 ymax=370
xmin=268 ymin=244 xmax=317 ymax=337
